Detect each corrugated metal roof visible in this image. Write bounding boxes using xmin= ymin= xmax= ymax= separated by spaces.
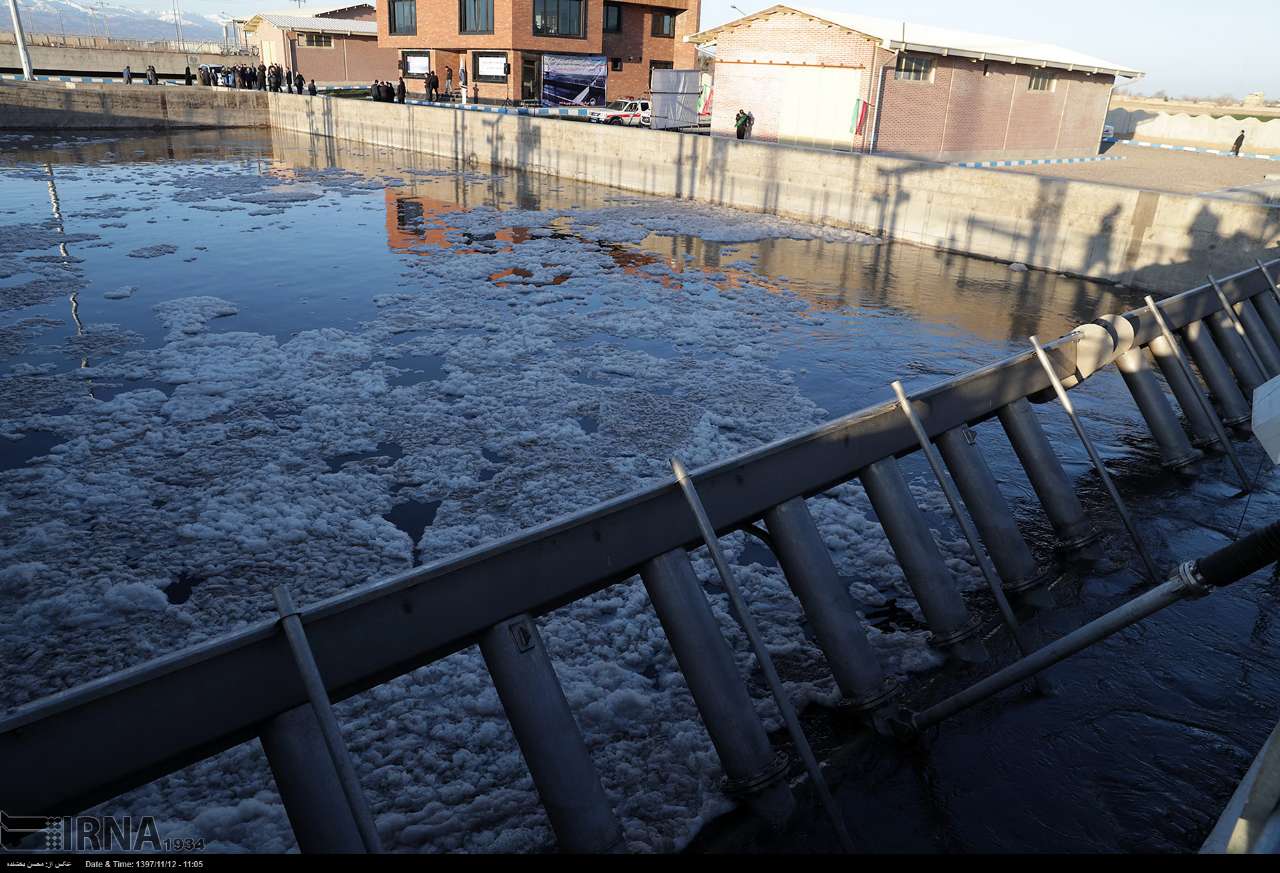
xmin=246 ymin=13 xmax=377 ymax=34
xmin=688 ymin=5 xmax=1142 ymax=78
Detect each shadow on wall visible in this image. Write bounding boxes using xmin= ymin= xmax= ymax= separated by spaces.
xmin=0 ymin=80 xmax=268 ymax=130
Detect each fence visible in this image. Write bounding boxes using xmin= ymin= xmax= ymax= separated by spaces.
xmin=0 ymin=31 xmax=256 ymax=56
xmin=2 ymin=256 xmax=1280 ymax=852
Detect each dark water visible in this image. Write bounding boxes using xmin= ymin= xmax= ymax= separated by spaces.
xmin=1 ymin=128 xmax=1277 ymax=853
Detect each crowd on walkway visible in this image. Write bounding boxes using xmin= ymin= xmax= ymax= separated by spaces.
xmin=121 ymin=62 xmax=316 ymax=95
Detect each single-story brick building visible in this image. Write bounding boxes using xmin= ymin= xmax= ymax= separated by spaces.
xmin=688 ymin=5 xmax=1142 ymax=160
xmin=245 ymin=4 xmax=401 ymax=86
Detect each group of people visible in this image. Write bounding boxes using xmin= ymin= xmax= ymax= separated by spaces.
xmin=120 ymin=65 xmax=159 ymax=86
xmin=734 ymin=109 xmax=756 ymax=140
xmin=371 ymin=78 xmax=407 ymax=103
xmin=422 ymin=66 xmax=465 ymax=101
xmin=195 ymin=63 xmax=313 ymax=95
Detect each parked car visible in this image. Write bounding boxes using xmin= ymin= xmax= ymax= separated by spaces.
xmin=588 ymin=99 xmax=651 ymax=127
xmin=1101 ymin=123 xmax=1116 ymax=139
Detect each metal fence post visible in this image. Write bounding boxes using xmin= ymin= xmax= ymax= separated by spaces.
xmin=935 ymin=425 xmax=1049 ymax=597
xmin=1146 ymin=334 xmax=1222 ymax=450
xmin=260 ymin=704 xmax=368 ymax=854
xmin=858 ymin=457 xmax=986 ymax=662
xmin=479 ymin=613 xmax=624 ymax=854
xmin=1182 ymin=319 xmax=1252 ymax=426
xmin=763 ymin=498 xmax=899 ymax=714
xmin=996 ymin=397 xmax=1099 ymax=551
xmin=1114 ymin=346 xmax=1202 ymax=471
xmin=640 ymin=550 xmax=794 ymax=824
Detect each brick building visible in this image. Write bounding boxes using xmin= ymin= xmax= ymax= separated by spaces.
xmin=689 ymin=6 xmax=1141 ymax=160
xmin=245 ymin=4 xmax=401 ymax=85
xmin=374 ymin=0 xmax=700 ymax=102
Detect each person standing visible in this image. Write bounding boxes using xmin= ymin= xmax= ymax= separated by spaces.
xmin=122 ymin=65 xmax=132 ymax=85
xmin=258 ymin=62 xmax=267 ymax=91
xmin=294 ymin=71 xmax=305 ymax=94
xmin=184 ymin=66 xmax=192 ymax=86
xmin=396 ymin=77 xmax=406 ymax=104
xmin=734 ymin=109 xmax=751 ymax=140
xmin=146 ymin=65 xmax=157 ymax=86
xmin=1232 ymin=130 xmax=1246 ymax=157
xmin=308 ymin=79 xmax=317 ymax=97
xmin=445 ymin=66 xmax=453 ymax=98
xmin=427 ymin=70 xmax=438 ymax=101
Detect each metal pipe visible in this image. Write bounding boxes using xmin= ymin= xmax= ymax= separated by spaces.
xmin=1114 ymin=346 xmax=1202 ymax=471
xmin=891 ymin=382 xmax=1047 ymax=686
xmin=1209 ymin=275 xmax=1269 ymax=386
xmin=5 ymin=0 xmax=34 ymax=79
xmin=1147 ymin=333 xmax=1222 ymax=450
xmin=670 ymin=458 xmax=856 ymax=853
xmin=640 ymin=549 xmax=794 ymax=823
xmin=763 ymin=498 xmax=898 ymax=712
xmin=1029 ymin=335 xmax=1161 ymax=583
xmin=260 ymin=705 xmax=367 ymax=853
xmin=935 ymin=425 xmax=1048 ymax=597
xmin=1248 ymin=277 xmax=1280 ymax=348
xmin=1145 ymin=297 xmax=1251 ymax=492
xmin=859 ymin=456 xmax=986 ymax=662
xmin=1182 ymin=319 xmax=1252 ymax=426
xmin=913 ymin=567 xmax=1205 ymax=728
xmin=272 ymin=586 xmax=382 ymax=853
xmin=478 ymin=614 xmax=623 ymax=854
xmin=1259 ymin=258 xmax=1280 ymax=307
xmin=996 ymin=397 xmax=1099 ymax=551
xmin=1235 ymin=298 xmax=1280 ymax=377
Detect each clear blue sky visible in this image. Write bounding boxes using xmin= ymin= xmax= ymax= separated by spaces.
xmin=176 ymin=0 xmax=1274 ymax=98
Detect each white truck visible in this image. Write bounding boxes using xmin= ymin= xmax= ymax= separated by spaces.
xmin=587 ymin=99 xmax=651 ymax=127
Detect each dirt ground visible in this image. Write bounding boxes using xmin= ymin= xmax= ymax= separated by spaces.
xmin=991 ymin=143 xmax=1280 ymax=204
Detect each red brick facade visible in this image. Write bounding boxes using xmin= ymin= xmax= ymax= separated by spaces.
xmin=376 ymin=0 xmax=699 ymax=101
xmin=708 ymin=9 xmax=1116 ymax=160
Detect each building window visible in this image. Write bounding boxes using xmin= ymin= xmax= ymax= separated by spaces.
xmin=604 ymin=2 xmax=621 ymax=32
xmin=388 ymin=0 xmax=416 ymax=35
xmin=303 ymin=33 xmax=333 ymax=47
xmin=652 ymin=11 xmax=675 ymax=37
xmin=610 ymin=57 xmax=622 ymax=71
xmin=459 ymin=0 xmax=494 ymax=34
xmin=1028 ymin=70 xmax=1056 ymax=91
xmin=894 ymin=53 xmax=932 ymax=81
xmin=533 ymin=0 xmax=585 ymax=37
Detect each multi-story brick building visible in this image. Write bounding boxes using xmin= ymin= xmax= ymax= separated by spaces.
xmin=374 ymin=0 xmax=700 ymax=102
xmin=245 ymin=4 xmax=401 ymax=85
xmin=690 ymin=5 xmax=1141 ymax=160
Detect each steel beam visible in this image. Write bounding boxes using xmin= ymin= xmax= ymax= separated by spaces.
xmin=479 ymin=614 xmax=623 ymax=854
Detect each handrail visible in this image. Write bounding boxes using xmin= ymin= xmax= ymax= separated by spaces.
xmin=2 ymin=256 xmax=1278 ymax=819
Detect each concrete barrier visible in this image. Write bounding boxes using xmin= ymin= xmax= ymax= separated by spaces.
xmin=266 ymin=93 xmax=1279 ymax=290
xmin=0 ymin=42 xmax=230 ymax=80
xmin=0 ymin=79 xmax=267 ymax=130
xmin=1107 ymin=107 xmax=1280 ymax=154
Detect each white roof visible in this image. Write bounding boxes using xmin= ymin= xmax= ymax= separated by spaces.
xmin=257 ymin=3 xmax=372 ymax=17
xmin=246 ymin=13 xmax=377 ymax=34
xmin=689 ymin=5 xmax=1142 ymax=78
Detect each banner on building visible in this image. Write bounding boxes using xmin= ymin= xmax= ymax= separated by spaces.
xmin=541 ymin=54 xmax=607 ymax=107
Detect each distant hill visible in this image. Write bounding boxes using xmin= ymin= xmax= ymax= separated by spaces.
xmin=1 ymin=0 xmax=226 ymax=42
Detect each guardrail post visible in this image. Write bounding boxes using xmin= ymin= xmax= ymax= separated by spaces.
xmin=479 ymin=613 xmax=624 ymax=854
xmin=935 ymin=426 xmax=1050 ymax=597
xmin=640 ymin=549 xmax=794 ymax=824
xmin=260 ymin=704 xmax=368 ymax=853
xmin=1235 ymin=299 xmax=1280 ymax=376
xmin=858 ymin=457 xmax=986 ymax=662
xmin=1206 ymin=310 xmax=1267 ymax=396
xmin=1146 ymin=335 xmax=1222 ymax=450
xmin=763 ymin=498 xmax=899 ymax=714
xmin=1114 ymin=347 xmax=1202 ymax=471
xmin=1182 ymin=320 xmax=1252 ymax=426
xmin=996 ymin=397 xmax=1099 ymax=551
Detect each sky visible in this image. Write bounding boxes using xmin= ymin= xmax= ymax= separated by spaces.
xmin=129 ymin=0 xmax=1278 ymax=99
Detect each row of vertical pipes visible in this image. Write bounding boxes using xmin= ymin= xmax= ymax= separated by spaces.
xmin=255 ymin=260 xmax=1280 ymax=854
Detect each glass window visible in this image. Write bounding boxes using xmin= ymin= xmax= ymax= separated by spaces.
xmin=459 ymin=0 xmax=493 ymax=34
xmin=893 ymin=53 xmax=932 ymax=81
xmin=604 ymin=3 xmax=621 ymax=32
xmin=389 ymin=0 xmax=416 ymax=35
xmin=652 ymin=12 xmax=675 ymax=37
xmin=1028 ymin=70 xmax=1056 ymax=91
xmin=533 ymin=0 xmax=585 ymax=37
xmin=303 ymin=33 xmax=333 ymax=47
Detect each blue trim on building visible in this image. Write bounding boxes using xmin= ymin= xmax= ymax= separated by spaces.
xmin=1103 ymin=137 xmax=1280 ymax=162
xmin=951 ymin=155 xmax=1126 ymax=169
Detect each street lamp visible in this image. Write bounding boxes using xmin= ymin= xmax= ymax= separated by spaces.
xmin=730 ymin=4 xmax=748 ymax=16
xmin=5 ymin=0 xmax=34 ymax=79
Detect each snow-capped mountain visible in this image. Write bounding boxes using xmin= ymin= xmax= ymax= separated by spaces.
xmin=2 ymin=0 xmax=227 ymax=42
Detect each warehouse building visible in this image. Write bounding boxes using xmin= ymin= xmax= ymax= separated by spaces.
xmin=375 ymin=0 xmax=700 ymax=103
xmin=687 ymin=6 xmax=1141 ymax=160
xmin=245 ymin=4 xmax=401 ymax=86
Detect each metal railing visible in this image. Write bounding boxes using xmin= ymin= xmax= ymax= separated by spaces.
xmin=3 ymin=255 xmax=1280 ymax=852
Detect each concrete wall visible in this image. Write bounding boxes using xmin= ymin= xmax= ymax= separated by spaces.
xmin=1107 ymin=107 xmax=1280 ymax=154
xmin=0 ymin=43 xmax=230 ymax=78
xmin=265 ymin=92 xmax=1279 ymax=290
xmin=0 ymin=79 xmax=267 ymax=129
